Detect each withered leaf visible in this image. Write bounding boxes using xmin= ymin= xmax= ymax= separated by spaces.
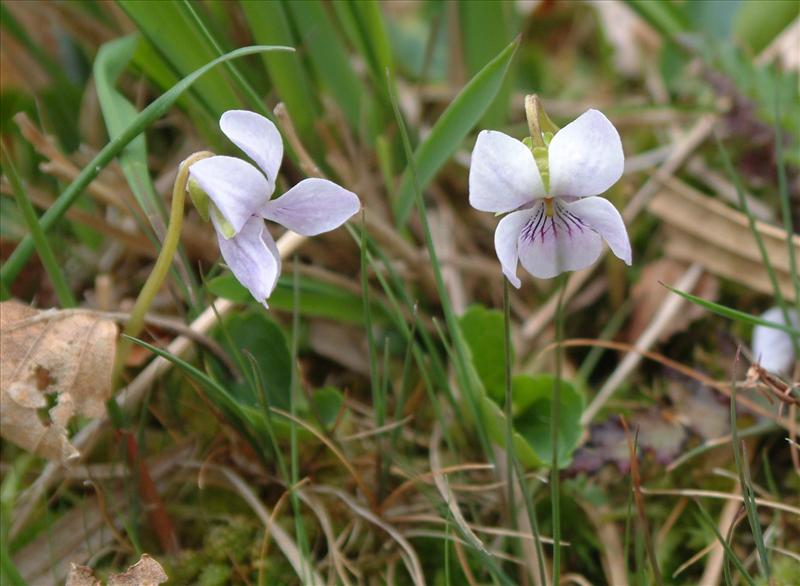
xmin=66 ymin=565 xmax=102 ymax=586
xmin=0 ymin=300 xmax=117 ymax=463
xmin=570 ymin=409 xmax=688 ymax=474
xmin=108 ymin=555 xmax=168 ymax=586
xmin=65 ymin=555 xmax=167 ymax=586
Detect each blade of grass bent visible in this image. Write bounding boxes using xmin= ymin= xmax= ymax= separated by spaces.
xmin=393 ymin=37 xmax=519 ymax=226
xmin=1 ymin=45 xmax=292 ymax=286
xmin=664 ymin=285 xmax=800 ymax=336
xmin=1 ymin=149 xmax=75 ymax=307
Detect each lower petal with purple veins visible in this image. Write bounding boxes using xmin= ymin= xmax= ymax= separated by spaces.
xmin=517 ymin=200 xmax=603 ymax=279
xmin=564 ymin=196 xmax=632 ymax=265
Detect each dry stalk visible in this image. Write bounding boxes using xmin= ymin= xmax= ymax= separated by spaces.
xmin=429 ymin=423 xmax=490 ymax=557
xmin=313 ymin=485 xmax=426 ymax=586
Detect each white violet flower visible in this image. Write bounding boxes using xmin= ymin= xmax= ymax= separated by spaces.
xmin=752 ymin=306 xmax=798 ymax=376
xmin=469 ymin=109 xmax=631 ymax=285
xmin=188 ymin=110 xmax=360 ymax=306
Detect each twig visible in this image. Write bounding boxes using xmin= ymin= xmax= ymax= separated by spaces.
xmin=581 ymin=263 xmax=703 ymax=424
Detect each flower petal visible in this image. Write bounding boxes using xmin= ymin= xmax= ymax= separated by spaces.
xmin=548 ymin=109 xmax=624 ymax=198
xmin=214 ymin=215 xmax=280 ymax=306
xmin=220 ymin=110 xmax=283 ymax=186
xmin=564 ymin=196 xmax=631 ymax=264
xmin=517 ymin=201 xmax=603 ymax=279
xmin=752 ymin=307 xmax=798 ymax=375
xmin=494 ymin=209 xmax=534 ymax=288
xmin=469 ymin=130 xmax=545 ymax=213
xmin=189 ymin=156 xmax=270 ymax=234
xmin=261 ymin=178 xmax=360 ymax=236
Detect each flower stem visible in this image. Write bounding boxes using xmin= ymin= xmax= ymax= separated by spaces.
xmin=502 ymin=278 xmax=517 ymax=525
xmin=551 ymin=274 xmax=567 ymax=585
xmin=113 ymin=151 xmax=213 ymax=382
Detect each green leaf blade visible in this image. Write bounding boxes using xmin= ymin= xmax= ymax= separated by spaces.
xmin=393 ymin=37 xmax=519 ymax=226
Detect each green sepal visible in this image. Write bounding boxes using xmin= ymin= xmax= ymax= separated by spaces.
xmin=210 ymin=203 xmax=236 ymax=239
xmin=532 ymin=145 xmax=550 ymax=193
xmin=188 ymin=178 xmax=210 ymax=222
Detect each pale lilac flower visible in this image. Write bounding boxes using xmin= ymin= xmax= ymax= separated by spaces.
xmin=188 ymin=110 xmax=360 ymax=306
xmin=752 ymin=307 xmax=798 ymax=375
xmin=469 ymin=109 xmax=631 ymax=285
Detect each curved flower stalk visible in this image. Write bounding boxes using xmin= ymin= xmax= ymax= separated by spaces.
xmin=188 ymin=110 xmax=360 ymax=306
xmin=469 ymin=107 xmax=631 ymax=285
xmin=752 ymin=306 xmax=798 ymax=376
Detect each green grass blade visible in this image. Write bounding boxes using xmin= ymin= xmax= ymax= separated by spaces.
xmin=178 ymin=0 xmax=272 ymax=119
xmin=118 ymin=0 xmax=241 ymax=117
xmin=694 ymin=500 xmax=757 ymax=586
xmin=387 ymin=67 xmax=496 ymax=466
xmin=360 ymin=215 xmax=382 ymax=432
xmin=289 ymin=259 xmax=312 ymax=583
xmin=458 ymin=0 xmax=515 ymax=127
xmin=284 ymin=0 xmax=372 ymax=136
xmin=773 ymin=89 xmax=800 ymax=314
xmin=123 ymin=335 xmax=267 ymax=458
xmin=0 ymin=547 xmax=26 ymax=586
xmin=393 ymin=37 xmax=519 ymax=226
xmin=0 ymin=44 xmax=292 ymax=286
xmin=331 ymin=0 xmax=394 ymax=101
xmin=239 ymin=1 xmax=319 ymax=146
xmin=1 ymin=148 xmax=75 ymax=307
xmin=94 ymin=34 xmax=166 ymax=223
xmin=664 ymin=285 xmax=800 ymax=337
xmin=94 ymin=33 xmax=200 ymax=308
xmin=715 ymin=134 xmax=798 ymax=355
xmin=622 ymin=0 xmax=689 ymax=39
xmin=730 ymin=371 xmax=770 ymax=577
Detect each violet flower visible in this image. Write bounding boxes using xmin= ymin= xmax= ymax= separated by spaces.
xmin=469 ymin=109 xmax=631 ymax=285
xmin=188 ymin=110 xmax=360 ymax=306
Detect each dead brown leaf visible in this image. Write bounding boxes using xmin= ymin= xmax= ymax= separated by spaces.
xmin=107 ymin=555 xmax=168 ymax=586
xmin=0 ymin=300 xmax=117 ymax=463
xmin=66 ymin=565 xmax=102 ymax=586
xmin=65 ymin=555 xmax=167 ymax=586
